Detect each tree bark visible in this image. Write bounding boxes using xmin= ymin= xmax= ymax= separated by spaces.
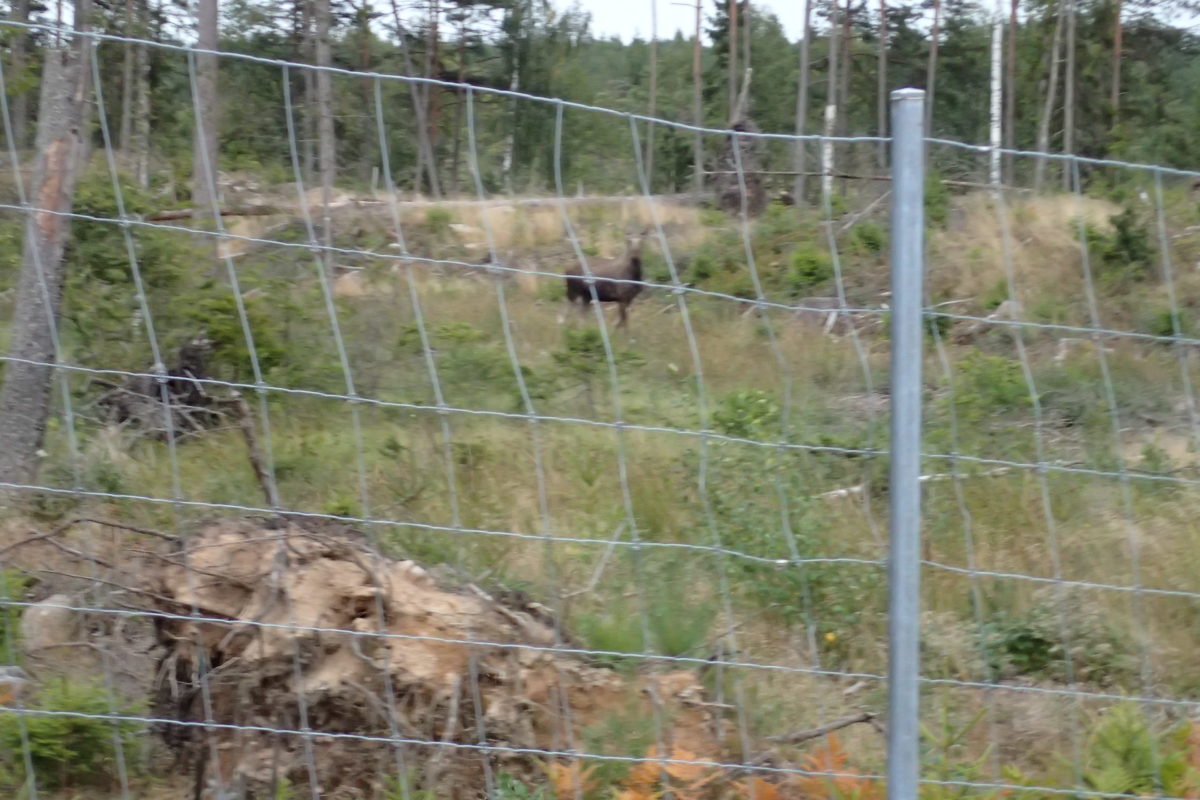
xmin=989 ymin=0 xmax=1002 ymax=184
xmin=0 ymin=38 xmax=90 ymax=498
xmin=692 ymin=0 xmax=703 ymax=196
xmin=876 ymin=0 xmax=887 ymax=167
xmin=1004 ymin=0 xmax=1018 ymax=183
xmin=924 ymin=0 xmax=941 ymax=143
xmin=315 ymin=0 xmax=335 ymax=269
xmin=387 ymin=0 xmax=440 ymax=196
xmin=1034 ymin=0 xmax=1065 ymax=190
xmin=822 ymin=0 xmax=839 ymax=199
xmin=302 ymin=0 xmax=316 ymax=185
xmin=9 ymin=0 xmax=31 ymax=150
xmin=1062 ymin=0 xmax=1076 ymax=190
xmin=742 ymin=0 xmax=751 ymax=79
xmin=647 ymin=0 xmax=657 ymax=189
xmin=132 ymin=0 xmax=152 ymax=188
xmin=192 ymin=0 xmax=220 ymax=234
xmin=792 ymin=0 xmax=812 ymax=204
xmin=728 ymin=0 xmax=738 ymax=121
xmin=1111 ymin=0 xmax=1122 ymax=117
xmin=119 ymin=0 xmax=136 ymax=152
xmin=838 ymin=0 xmax=851 ymax=139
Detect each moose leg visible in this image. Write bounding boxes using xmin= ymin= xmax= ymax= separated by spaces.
xmin=617 ymin=301 xmax=629 ymax=328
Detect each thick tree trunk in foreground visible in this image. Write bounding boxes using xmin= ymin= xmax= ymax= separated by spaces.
xmin=0 ymin=44 xmax=89 ymax=498
xmin=1034 ymin=0 xmax=1065 ymax=190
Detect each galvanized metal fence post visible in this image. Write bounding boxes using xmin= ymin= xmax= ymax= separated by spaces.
xmin=887 ymin=87 xmax=926 ymax=800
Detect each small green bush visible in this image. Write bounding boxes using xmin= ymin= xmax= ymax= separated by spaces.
xmin=0 ymin=572 xmax=29 ymax=664
xmin=0 ymin=679 xmax=144 ymax=789
xmin=1084 ymin=206 xmax=1154 ymax=282
xmin=849 ymin=221 xmax=887 ymax=255
xmin=788 ymin=243 xmax=833 ymax=294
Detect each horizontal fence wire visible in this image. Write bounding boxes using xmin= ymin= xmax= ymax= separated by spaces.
xmin=0 ymin=20 xmax=1198 ymax=800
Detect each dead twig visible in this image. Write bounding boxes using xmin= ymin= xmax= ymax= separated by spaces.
xmin=766 ymin=711 xmax=880 ymax=745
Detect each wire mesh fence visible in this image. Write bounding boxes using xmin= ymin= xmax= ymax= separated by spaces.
xmin=1 ymin=19 xmax=1200 ymax=800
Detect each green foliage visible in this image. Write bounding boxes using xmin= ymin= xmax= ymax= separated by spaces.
xmin=980 ymin=589 xmax=1134 ymax=685
xmin=0 ymin=679 xmax=144 ymax=789
xmin=1084 ymin=207 xmax=1155 ymax=282
xmin=0 ymin=572 xmax=29 ymax=665
xmin=849 ymin=221 xmax=887 ymax=256
xmin=712 ymin=389 xmax=780 ymax=438
xmin=1082 ymin=706 xmax=1200 ymax=798
xmin=183 ymin=291 xmax=288 ymax=382
xmin=425 ymin=207 xmax=454 ymax=238
xmin=946 ymin=351 xmax=1029 ymax=426
xmin=788 ymin=243 xmax=834 ymax=295
xmin=494 ymin=772 xmax=547 ymax=799
xmin=925 ymin=174 xmax=951 ymax=227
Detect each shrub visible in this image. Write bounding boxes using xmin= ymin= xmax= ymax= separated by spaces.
xmin=1084 ymin=206 xmax=1154 ymax=282
xmin=849 ymin=221 xmax=887 ymax=255
xmin=0 ymin=679 xmax=144 ymax=789
xmin=0 ymin=572 xmax=28 ymax=664
xmin=788 ymin=243 xmax=833 ymax=294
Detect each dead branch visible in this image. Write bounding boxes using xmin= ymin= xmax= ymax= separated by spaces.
xmin=231 ymin=392 xmax=279 ymax=508
xmin=766 ymin=711 xmax=881 ymax=744
xmin=144 ymin=205 xmax=285 ymax=222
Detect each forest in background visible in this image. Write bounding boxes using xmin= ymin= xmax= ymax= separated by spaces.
xmin=2 ymin=0 xmax=1200 ymax=201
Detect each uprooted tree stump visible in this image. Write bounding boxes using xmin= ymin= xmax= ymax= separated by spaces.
xmin=141 ymin=517 xmax=724 ymax=798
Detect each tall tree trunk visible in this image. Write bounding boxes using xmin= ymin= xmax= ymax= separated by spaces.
xmin=989 ymin=0 xmax=1002 ymax=184
xmin=822 ymin=0 xmax=839 ymax=200
xmin=1062 ymin=0 xmax=1076 ymax=190
xmin=9 ymin=0 xmax=31 ymax=150
xmin=876 ymin=0 xmax=887 ymax=167
xmin=132 ymin=10 xmax=151 ymax=188
xmin=647 ymin=0 xmax=657 ymax=188
xmin=425 ymin=0 xmax=440 ymax=183
xmin=450 ymin=26 xmax=466 ymax=194
xmin=728 ymin=0 xmax=739 ymax=121
xmin=1111 ymin=0 xmax=1122 ymax=118
xmin=742 ymin=0 xmax=751 ymax=78
xmin=838 ymin=0 xmax=851 ymax=138
xmin=1004 ymin=0 xmax=1018 ymax=183
xmin=387 ymin=0 xmax=440 ymax=195
xmin=300 ymin=0 xmax=315 ymax=184
xmin=119 ymin=0 xmax=136 ymax=152
xmin=793 ymin=0 xmax=812 ymax=204
xmin=692 ymin=0 xmax=703 ymax=196
xmin=924 ymin=0 xmax=940 ymax=143
xmin=315 ymin=0 xmax=335 ymax=269
xmin=0 ymin=28 xmax=90 ymax=497
xmin=193 ymin=0 xmax=219 ymax=244
xmin=358 ymin=2 xmax=374 ymax=185
xmin=1034 ymin=0 xmax=1065 ymax=190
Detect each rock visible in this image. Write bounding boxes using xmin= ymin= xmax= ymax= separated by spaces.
xmin=20 ymin=593 xmax=79 ymax=655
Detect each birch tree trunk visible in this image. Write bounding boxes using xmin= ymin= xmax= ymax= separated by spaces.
xmin=132 ymin=18 xmax=151 ymax=188
xmin=822 ymin=0 xmax=840 ymax=200
xmin=315 ymin=0 xmax=335 ymax=269
xmin=1034 ymin=0 xmax=1065 ymax=190
xmin=0 ymin=37 xmax=90 ymax=497
xmin=792 ymin=0 xmax=812 ymax=205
